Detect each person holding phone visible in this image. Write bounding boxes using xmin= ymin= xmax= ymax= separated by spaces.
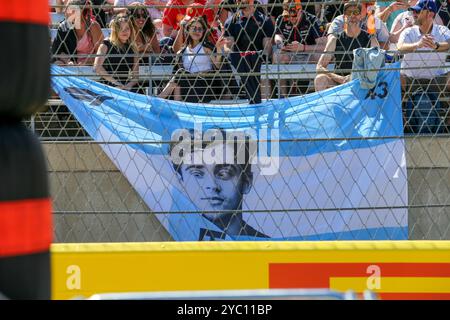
xmin=51 ymin=0 xmax=104 ymax=65
xmin=376 ymin=0 xmax=411 ymax=31
xmin=397 ymin=0 xmax=450 ymax=90
xmin=273 ymin=0 xmax=327 ymax=96
xmin=158 ymin=16 xmax=226 ymax=102
xmin=390 ymin=0 xmax=444 ymax=43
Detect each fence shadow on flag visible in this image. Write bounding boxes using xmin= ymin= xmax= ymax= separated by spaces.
xmin=50 ymin=63 xmax=408 ymax=241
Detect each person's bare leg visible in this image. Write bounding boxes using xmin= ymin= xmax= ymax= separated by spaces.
xmin=273 ymin=52 xmax=290 ymax=98
xmin=158 ymin=80 xmax=177 ymax=99
xmin=314 ymin=74 xmax=336 ymax=92
xmin=173 ymin=83 xmax=181 ymax=101
xmin=261 ymin=79 xmax=271 ymax=101
xmin=400 ymin=74 xmax=407 ymax=92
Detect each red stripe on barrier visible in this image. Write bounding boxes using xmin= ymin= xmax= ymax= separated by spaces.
xmin=0 ymin=0 xmax=49 ymax=25
xmin=269 ymin=263 xmax=450 ymax=288
xmin=0 ymin=198 xmax=52 ymax=257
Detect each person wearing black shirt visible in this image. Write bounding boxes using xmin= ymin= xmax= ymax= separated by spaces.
xmin=94 ymin=14 xmax=140 ymax=91
xmin=223 ymin=0 xmax=275 ymax=104
xmin=273 ymin=0 xmax=327 ymax=96
xmin=314 ymin=1 xmax=379 ymax=92
xmin=438 ymin=0 xmax=450 ymax=27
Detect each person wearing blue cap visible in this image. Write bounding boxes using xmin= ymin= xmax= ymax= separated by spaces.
xmin=390 ymin=0 xmax=444 ymax=43
xmin=397 ymin=0 xmax=450 ymax=87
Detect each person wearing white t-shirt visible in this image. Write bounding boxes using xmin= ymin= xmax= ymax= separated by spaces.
xmin=397 ymin=0 xmax=450 ymax=92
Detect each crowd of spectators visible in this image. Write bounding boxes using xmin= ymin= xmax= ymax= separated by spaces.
xmin=49 ymin=0 xmax=450 ymax=130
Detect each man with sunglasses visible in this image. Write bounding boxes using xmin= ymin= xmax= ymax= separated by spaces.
xmin=315 ymin=1 xmax=379 ymax=91
xmin=328 ymin=0 xmax=390 ymax=49
xmin=161 ymin=0 xmax=209 ymax=38
xmin=273 ymin=0 xmax=327 ymax=96
xmin=390 ymin=0 xmax=444 ymax=43
xmin=397 ymin=0 xmax=450 ymax=93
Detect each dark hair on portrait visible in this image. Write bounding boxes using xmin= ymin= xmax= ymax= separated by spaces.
xmin=168 ymin=128 xmax=254 ymax=181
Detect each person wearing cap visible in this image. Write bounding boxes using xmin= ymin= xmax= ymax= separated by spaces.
xmin=328 ymin=0 xmax=390 ymax=49
xmin=223 ymin=0 xmax=275 ymax=104
xmin=273 ymin=0 xmax=327 ymax=96
xmin=390 ymin=0 xmax=444 ymax=43
xmin=397 ymin=0 xmax=450 ymax=93
xmin=314 ymin=1 xmax=379 ymax=92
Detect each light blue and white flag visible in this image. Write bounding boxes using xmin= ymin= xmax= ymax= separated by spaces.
xmin=51 ymin=64 xmax=408 ymax=241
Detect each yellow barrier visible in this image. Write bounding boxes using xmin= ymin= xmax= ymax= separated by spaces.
xmin=51 ymin=241 xmax=450 ymax=300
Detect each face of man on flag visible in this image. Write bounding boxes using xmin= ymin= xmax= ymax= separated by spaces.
xmin=175 ymin=142 xmax=253 ymax=222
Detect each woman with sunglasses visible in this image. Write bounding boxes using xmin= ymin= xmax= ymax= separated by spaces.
xmin=94 ymin=13 xmax=140 ymax=91
xmin=52 ymin=0 xmax=105 ymax=65
xmin=158 ymin=16 xmax=226 ymax=102
xmin=130 ymin=3 xmax=161 ymax=65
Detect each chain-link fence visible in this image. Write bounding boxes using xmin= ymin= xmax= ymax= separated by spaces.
xmin=39 ymin=0 xmax=450 ymax=242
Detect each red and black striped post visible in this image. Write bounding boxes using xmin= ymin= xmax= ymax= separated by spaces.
xmin=0 ymin=0 xmax=53 ymax=300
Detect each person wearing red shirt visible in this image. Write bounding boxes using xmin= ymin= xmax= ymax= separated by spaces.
xmin=162 ymin=0 xmax=209 ymax=37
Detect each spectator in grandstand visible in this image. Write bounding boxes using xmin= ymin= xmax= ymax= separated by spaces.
xmin=437 ymin=0 xmax=450 ymax=27
xmin=91 ymin=0 xmax=115 ymax=28
xmin=94 ymin=14 xmax=141 ymax=91
xmin=158 ymin=16 xmax=226 ymax=102
xmin=223 ymin=0 xmax=275 ymax=104
xmin=328 ymin=0 xmax=390 ymax=49
xmin=397 ymin=0 xmax=450 ymax=92
xmin=316 ymin=0 xmax=345 ymax=23
xmin=157 ymin=36 xmax=176 ymax=64
xmin=55 ymin=0 xmax=67 ymax=13
xmin=267 ymin=0 xmax=284 ymax=21
xmin=130 ymin=3 xmax=161 ymax=64
xmin=114 ymin=0 xmax=167 ymax=23
xmin=314 ymin=1 xmax=379 ymax=92
xmin=375 ymin=0 xmax=411 ymax=31
xmin=171 ymin=2 xmax=217 ymax=53
xmin=161 ymin=0 xmax=208 ymax=38
xmin=52 ymin=0 xmax=105 ymax=65
xmin=273 ymin=0 xmax=327 ymax=97
xmin=218 ymin=0 xmax=268 ymax=26
xmin=390 ymin=0 xmax=444 ymax=43
xmin=169 ymin=128 xmax=269 ymax=240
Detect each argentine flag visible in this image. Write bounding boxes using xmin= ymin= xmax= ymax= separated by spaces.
xmin=51 ymin=63 xmax=408 ymax=241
